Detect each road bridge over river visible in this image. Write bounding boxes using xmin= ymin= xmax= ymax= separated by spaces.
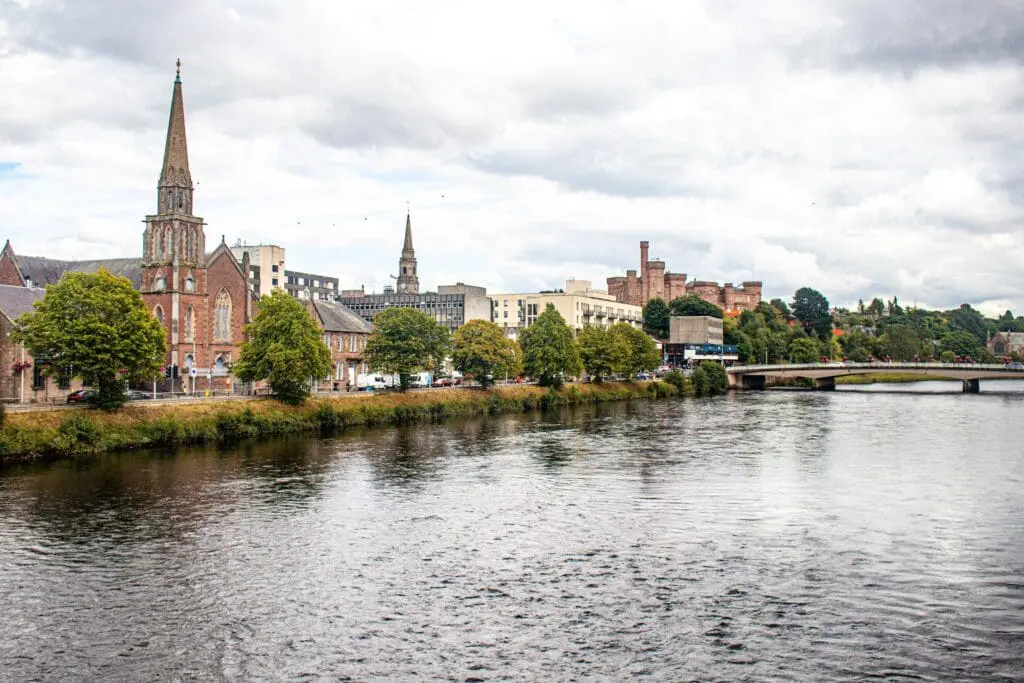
xmin=727 ymin=362 xmax=1024 ymax=393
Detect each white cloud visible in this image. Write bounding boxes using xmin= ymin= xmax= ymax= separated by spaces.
xmin=0 ymin=0 xmax=1022 ymax=312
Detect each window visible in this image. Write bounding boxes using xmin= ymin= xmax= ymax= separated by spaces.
xmin=272 ymin=264 xmax=279 ymax=273
xmin=184 ymin=274 xmax=195 ymax=292
xmin=214 ymin=290 xmax=232 ymax=342
xmin=57 ymin=368 xmax=71 ymax=390
xmin=272 ymin=278 xmax=279 ymax=286
xmin=327 ymin=282 xmax=334 ymax=290
xmin=183 ymin=353 xmax=194 ymax=369
xmin=323 ymin=333 xmax=331 ymax=347
xmin=154 ymin=305 xmax=164 ymax=325
xmin=184 ymin=306 xmax=195 ymax=342
xmin=298 ymin=278 xmax=305 ymax=286
xmin=32 ymin=365 xmax=45 ymax=390
xmin=349 ymin=334 xmax=357 ymax=352
xmin=186 ymin=230 xmax=194 ymax=260
xmin=164 ymin=228 xmax=172 ymax=260
xmin=155 ymin=276 xmax=166 ymax=291
xmin=337 ymin=335 xmax=344 ymax=351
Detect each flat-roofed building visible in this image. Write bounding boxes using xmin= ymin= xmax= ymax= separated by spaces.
xmin=490 ymin=279 xmax=644 ymax=341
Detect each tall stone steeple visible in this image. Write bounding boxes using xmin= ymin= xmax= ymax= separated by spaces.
xmin=159 ymin=58 xmax=193 ymax=216
xmin=143 ymin=59 xmax=206 ymax=274
xmin=396 ymin=211 xmax=419 ymax=294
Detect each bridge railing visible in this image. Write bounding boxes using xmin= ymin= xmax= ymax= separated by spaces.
xmin=729 ymin=362 xmax=1015 ymax=374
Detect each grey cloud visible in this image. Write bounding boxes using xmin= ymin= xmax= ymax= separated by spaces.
xmin=795 ymin=0 xmax=1024 ymax=72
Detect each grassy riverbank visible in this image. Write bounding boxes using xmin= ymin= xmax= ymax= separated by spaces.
xmin=835 ymin=373 xmax=951 ymax=385
xmin=0 ymin=381 xmax=681 ymax=463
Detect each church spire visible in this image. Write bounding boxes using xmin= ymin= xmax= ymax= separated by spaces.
xmin=158 ymin=58 xmax=193 ymax=215
xmin=403 ymin=211 xmax=414 ymax=252
xmin=396 ymin=211 xmax=419 ymax=294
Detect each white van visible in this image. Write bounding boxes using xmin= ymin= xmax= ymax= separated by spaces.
xmin=356 ymin=373 xmax=398 ymax=391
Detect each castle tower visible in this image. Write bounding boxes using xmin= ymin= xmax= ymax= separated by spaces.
xmin=395 ymin=212 xmax=419 ymax=294
xmin=639 ymin=240 xmax=650 ymax=304
xmin=141 ymin=60 xmax=208 ymax=369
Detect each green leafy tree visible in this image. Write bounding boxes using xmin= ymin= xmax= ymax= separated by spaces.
xmin=643 ymin=297 xmax=670 ymax=339
xmin=939 ymin=350 xmax=957 ymax=363
xmin=691 ymin=361 xmax=728 ymax=396
xmin=792 ymin=287 xmax=832 ymax=341
xmin=769 ymin=298 xmax=793 ymax=321
xmin=940 ymin=331 xmax=982 ymax=358
xmin=452 ymin=319 xmax=522 ymax=388
xmin=867 ymin=297 xmax=886 ymax=318
xmin=14 ymin=269 xmax=166 ymax=410
xmin=519 ymin=303 xmax=582 ymax=388
xmin=233 ymin=290 xmax=333 ymax=404
xmin=363 ymin=307 xmax=450 ymax=391
xmin=882 ymin=324 xmax=921 ymax=361
xmin=789 ymin=336 xmax=821 ymax=363
xmin=668 ymin=295 xmax=723 ymax=319
xmin=610 ymin=322 xmax=660 ymax=378
xmin=946 ymin=304 xmax=988 ymax=346
xmin=578 ymin=326 xmax=627 ymax=382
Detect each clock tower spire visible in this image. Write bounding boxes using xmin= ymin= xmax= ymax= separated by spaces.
xmin=396 ymin=211 xmax=419 ymax=294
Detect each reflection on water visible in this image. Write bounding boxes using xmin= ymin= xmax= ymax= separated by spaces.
xmin=1 ymin=391 xmax=1023 ymax=680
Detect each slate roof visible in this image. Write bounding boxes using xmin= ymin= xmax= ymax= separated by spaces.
xmin=0 ymin=284 xmax=45 ymax=323
xmin=313 ymin=300 xmax=372 ymax=334
xmin=14 ymin=255 xmax=144 ymax=289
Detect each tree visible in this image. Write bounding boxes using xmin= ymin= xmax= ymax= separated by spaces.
xmin=946 ymin=304 xmax=988 ymax=346
xmin=882 ymin=324 xmax=921 ymax=361
xmin=769 ymin=298 xmax=793 ymax=321
xmin=668 ymin=295 xmax=723 ymax=319
xmin=643 ymin=297 xmax=670 ymax=339
xmin=940 ymin=331 xmax=982 ymax=359
xmin=363 ymin=307 xmax=450 ymax=391
xmin=691 ymin=361 xmax=729 ymax=397
xmin=519 ymin=303 xmax=582 ymax=388
xmin=867 ymin=297 xmax=886 ymax=319
xmin=577 ymin=326 xmax=627 ymax=382
xmin=452 ymin=320 xmax=522 ymax=388
xmin=792 ymin=287 xmax=832 ymax=341
xmin=14 ymin=269 xmax=166 ymax=410
xmin=233 ymin=290 xmax=333 ymax=404
xmin=789 ymin=336 xmax=821 ymax=363
xmin=610 ymin=322 xmax=660 ymax=378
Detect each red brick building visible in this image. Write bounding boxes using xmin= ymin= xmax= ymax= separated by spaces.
xmin=0 ymin=62 xmax=255 ymax=397
xmin=607 ymin=240 xmax=763 ymax=313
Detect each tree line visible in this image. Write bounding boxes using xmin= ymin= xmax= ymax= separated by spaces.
xmin=642 ymin=286 xmax=1016 ymax=365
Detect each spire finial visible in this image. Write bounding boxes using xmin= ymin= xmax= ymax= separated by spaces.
xmin=175 ymin=58 xmax=181 ymax=82
xmin=406 ymin=200 xmax=410 ymax=215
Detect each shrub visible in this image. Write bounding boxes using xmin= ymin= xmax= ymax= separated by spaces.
xmin=663 ymin=370 xmax=687 ymax=392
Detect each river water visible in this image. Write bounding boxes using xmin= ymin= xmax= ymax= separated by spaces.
xmin=1 ymin=389 xmax=1022 ymax=681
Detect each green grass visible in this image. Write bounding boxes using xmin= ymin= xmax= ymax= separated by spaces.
xmin=0 ymin=381 xmax=685 ymax=463
xmin=835 ymin=373 xmax=952 ymax=385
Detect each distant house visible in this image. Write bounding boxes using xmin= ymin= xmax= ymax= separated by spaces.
xmin=306 ymin=299 xmax=373 ymax=391
xmin=0 ymin=284 xmax=85 ymax=403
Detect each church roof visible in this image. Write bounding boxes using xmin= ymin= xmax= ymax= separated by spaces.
xmin=0 ymin=284 xmax=45 ymax=323
xmin=13 ymin=255 xmax=144 ymax=289
xmin=313 ymin=300 xmax=373 ymax=334
xmin=403 ymin=212 xmax=414 ymax=252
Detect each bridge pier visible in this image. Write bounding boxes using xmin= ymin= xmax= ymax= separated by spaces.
xmin=740 ymin=375 xmax=767 ymax=390
xmin=815 ymin=377 xmax=836 ymax=391
xmin=962 ymin=379 xmax=980 ymax=394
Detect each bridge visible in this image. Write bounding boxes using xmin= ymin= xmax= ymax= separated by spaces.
xmin=727 ymin=362 xmax=1024 ymax=393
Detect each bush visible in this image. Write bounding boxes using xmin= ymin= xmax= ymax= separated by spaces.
xmin=663 ymin=370 xmax=686 ymax=392
xmin=692 ymin=362 xmax=728 ymax=397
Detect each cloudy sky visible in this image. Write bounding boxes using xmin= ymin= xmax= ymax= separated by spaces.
xmin=1 ymin=0 xmax=1022 ymax=312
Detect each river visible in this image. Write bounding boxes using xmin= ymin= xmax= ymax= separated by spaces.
xmin=1 ymin=389 xmax=1022 ymax=681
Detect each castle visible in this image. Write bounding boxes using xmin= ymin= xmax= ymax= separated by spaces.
xmin=607 ymin=241 xmax=762 ymax=313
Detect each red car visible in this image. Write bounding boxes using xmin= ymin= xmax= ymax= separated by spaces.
xmin=66 ymin=389 xmax=95 ymax=404
xmin=433 ymin=376 xmax=462 ymax=387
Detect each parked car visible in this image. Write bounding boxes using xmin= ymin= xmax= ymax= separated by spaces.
xmin=66 ymin=389 xmax=94 ymax=404
xmin=126 ymin=389 xmax=151 ymax=400
xmin=434 ymin=376 xmax=462 ymax=387
xmin=636 ymin=372 xmax=653 ymax=380
xmin=1006 ymin=361 xmax=1024 ymax=370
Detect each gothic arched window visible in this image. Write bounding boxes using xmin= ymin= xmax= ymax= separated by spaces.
xmin=155 ymin=275 xmax=166 ymax=291
xmin=184 ymin=270 xmax=195 ymax=292
xmin=214 ymin=290 xmax=232 ymax=343
xmin=154 ymin=305 xmax=164 ymax=325
xmin=164 ymin=227 xmax=172 ymax=260
xmin=184 ymin=305 xmax=195 ymax=342
xmin=186 ymin=230 xmax=194 ymax=261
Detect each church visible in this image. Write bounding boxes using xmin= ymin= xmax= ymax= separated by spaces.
xmin=0 ymin=61 xmax=256 ymax=396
